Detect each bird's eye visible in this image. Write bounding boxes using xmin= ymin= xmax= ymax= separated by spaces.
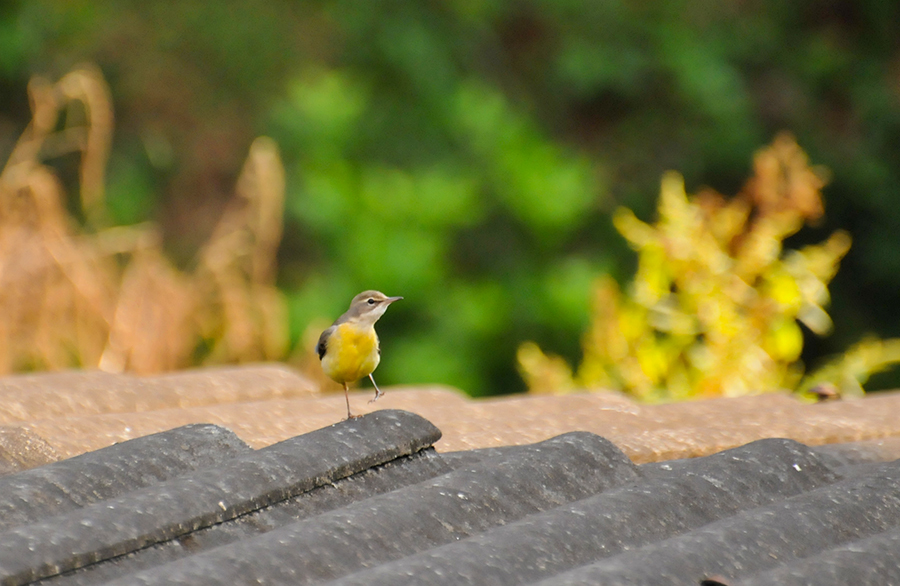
xmin=367 ymin=298 xmax=376 ymax=305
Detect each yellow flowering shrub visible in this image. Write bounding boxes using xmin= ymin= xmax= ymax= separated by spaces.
xmin=519 ymin=134 xmax=900 ymax=401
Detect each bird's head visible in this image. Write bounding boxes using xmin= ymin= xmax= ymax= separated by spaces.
xmin=345 ymin=290 xmax=403 ymax=326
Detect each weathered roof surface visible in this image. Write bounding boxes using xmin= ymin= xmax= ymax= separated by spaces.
xmin=0 ymin=365 xmax=899 ymax=584
xmin=0 ymin=418 xmax=894 ymax=583
xmin=3 ymin=366 xmax=900 ymax=465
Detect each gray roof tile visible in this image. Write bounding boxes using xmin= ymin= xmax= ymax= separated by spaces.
xmin=104 ymin=432 xmax=637 ymax=586
xmin=0 ymin=408 xmax=896 ymax=585
xmin=735 ymin=527 xmax=900 ymax=585
xmin=332 ymin=438 xmax=838 ymax=586
xmin=534 ymin=460 xmax=900 ymax=585
xmin=0 ymin=410 xmax=438 ymax=585
xmin=0 ymin=423 xmax=249 ymax=532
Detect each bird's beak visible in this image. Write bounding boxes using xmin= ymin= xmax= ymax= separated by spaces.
xmin=386 ymin=296 xmax=403 ymax=304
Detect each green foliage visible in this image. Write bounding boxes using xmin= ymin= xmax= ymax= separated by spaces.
xmin=273 ymin=69 xmax=607 ymax=395
xmin=3 ymin=2 xmax=900 ymax=395
xmin=105 ymin=150 xmax=159 ymax=226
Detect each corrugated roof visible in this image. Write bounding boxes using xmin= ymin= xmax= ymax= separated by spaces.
xmin=0 ymin=406 xmax=898 ymax=585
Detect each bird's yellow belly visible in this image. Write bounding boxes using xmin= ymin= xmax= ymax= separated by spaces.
xmin=321 ymin=323 xmax=380 ymax=384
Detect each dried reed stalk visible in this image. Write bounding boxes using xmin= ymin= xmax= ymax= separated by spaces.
xmin=0 ymin=66 xmax=290 ymax=376
xmin=195 ymin=136 xmax=288 ymax=365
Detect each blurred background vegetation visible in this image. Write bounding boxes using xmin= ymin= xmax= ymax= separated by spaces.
xmin=1 ymin=1 xmax=899 ymax=397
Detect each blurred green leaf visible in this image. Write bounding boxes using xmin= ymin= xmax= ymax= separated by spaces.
xmin=359 ymin=164 xmax=483 ymax=227
xmin=106 ymin=152 xmax=157 ymax=225
xmin=453 ymin=81 xmax=600 ymax=238
xmin=273 ymin=70 xmax=368 ymax=160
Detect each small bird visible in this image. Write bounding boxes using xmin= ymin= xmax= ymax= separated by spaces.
xmin=317 ymin=290 xmax=403 ymax=419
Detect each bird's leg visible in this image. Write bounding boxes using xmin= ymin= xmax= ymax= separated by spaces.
xmin=368 ymin=373 xmax=385 ymax=404
xmin=343 ymin=382 xmax=356 ymax=419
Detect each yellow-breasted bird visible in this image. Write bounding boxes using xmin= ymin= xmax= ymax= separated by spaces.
xmin=317 ymin=290 xmax=402 ymax=419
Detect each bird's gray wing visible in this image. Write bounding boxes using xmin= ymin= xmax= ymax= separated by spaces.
xmin=316 ymin=326 xmax=335 ymax=360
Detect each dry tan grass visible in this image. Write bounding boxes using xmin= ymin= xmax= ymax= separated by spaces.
xmin=0 ymin=65 xmax=290 ymax=376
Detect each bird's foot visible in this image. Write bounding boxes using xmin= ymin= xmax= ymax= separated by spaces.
xmin=368 ymin=389 xmax=385 ymax=404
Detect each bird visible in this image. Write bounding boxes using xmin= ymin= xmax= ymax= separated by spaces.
xmin=317 ymin=290 xmax=403 ymax=419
